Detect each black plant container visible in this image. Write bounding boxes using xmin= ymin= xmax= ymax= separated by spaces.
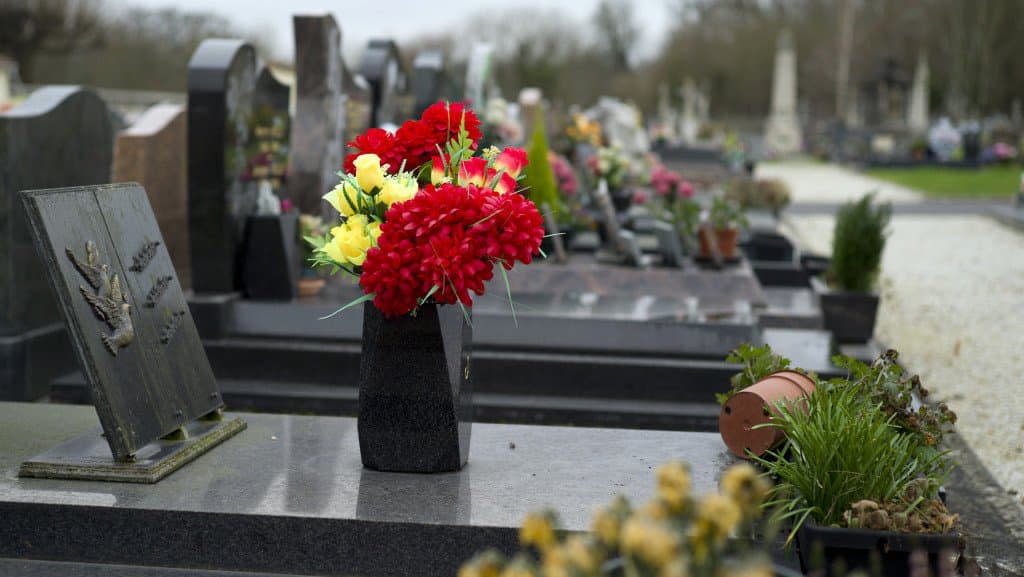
xmin=358 ymin=302 xmax=473 ymax=473
xmin=610 ymin=187 xmax=633 ymax=213
xmin=812 ymin=277 xmax=880 ymax=344
xmin=796 ymin=519 xmax=960 ymax=577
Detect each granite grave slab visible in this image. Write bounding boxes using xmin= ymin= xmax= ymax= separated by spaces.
xmin=0 ymin=402 xmax=736 ymax=577
xmin=187 ymin=39 xmax=258 ymax=294
xmin=1 ymin=85 xmax=112 ymax=401
xmin=20 ymin=184 xmax=243 ymax=480
xmin=412 ymin=50 xmax=452 ymax=117
xmin=113 ymin=103 xmax=190 ymax=288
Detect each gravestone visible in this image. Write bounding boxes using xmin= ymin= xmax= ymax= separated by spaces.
xmin=763 ymin=30 xmax=802 ymax=156
xmin=412 ymin=49 xmax=451 ymax=117
xmin=0 ymin=85 xmax=112 ymax=401
xmin=344 ymin=67 xmax=373 ymax=149
xmin=187 ymin=39 xmax=258 ymax=294
xmin=290 ymin=14 xmax=345 ymax=214
xmin=653 ymin=220 xmax=685 ymax=268
xmin=465 ymin=43 xmax=494 ymax=111
xmin=113 ymin=103 xmax=190 ymax=288
xmin=19 ymin=183 xmax=245 ymax=482
xmin=593 ymin=179 xmax=644 ymax=266
xmin=360 ymin=39 xmax=410 ymax=128
xmin=251 ymin=64 xmax=291 ymax=200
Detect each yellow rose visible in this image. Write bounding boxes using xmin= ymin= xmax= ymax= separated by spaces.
xmin=656 ymin=461 xmax=692 ymax=512
xmin=720 ymin=463 xmax=771 ymax=518
xmin=621 ymin=516 xmax=678 ymax=567
xmin=323 ymin=181 xmax=362 ymax=217
xmin=695 ymin=494 xmax=741 ymax=541
xmin=379 ymin=175 xmax=419 ymax=207
xmin=321 ymin=215 xmax=380 ymax=267
xmin=354 ymin=153 xmax=386 ymax=193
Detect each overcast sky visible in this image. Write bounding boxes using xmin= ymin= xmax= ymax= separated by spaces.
xmin=111 ymin=0 xmax=676 ymax=62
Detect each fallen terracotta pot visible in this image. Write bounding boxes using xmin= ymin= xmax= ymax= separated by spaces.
xmin=698 ymin=227 xmax=740 ymax=260
xmin=719 ymin=370 xmax=816 ymax=459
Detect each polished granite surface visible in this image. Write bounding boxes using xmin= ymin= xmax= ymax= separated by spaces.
xmin=0 ymin=403 xmax=737 ymax=531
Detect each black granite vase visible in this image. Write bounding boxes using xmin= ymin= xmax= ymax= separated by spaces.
xmin=357 ymin=302 xmax=473 ymax=473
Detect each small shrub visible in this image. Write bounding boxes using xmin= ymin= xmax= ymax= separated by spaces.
xmin=828 ymin=193 xmax=891 ymax=292
xmin=522 ymin=109 xmax=564 ymax=220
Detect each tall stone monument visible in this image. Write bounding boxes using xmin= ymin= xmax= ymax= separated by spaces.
xmin=1 ymin=86 xmax=112 ymax=400
xmin=679 ymin=78 xmax=700 ymax=145
xmin=412 ymin=50 xmax=449 ymax=117
xmin=360 ymin=39 xmax=410 ymax=128
xmin=465 ymin=43 xmax=495 ymax=112
xmin=763 ymin=30 xmax=802 ymax=156
xmin=907 ymin=52 xmax=930 ymax=135
xmin=290 ymin=15 xmax=345 ymax=215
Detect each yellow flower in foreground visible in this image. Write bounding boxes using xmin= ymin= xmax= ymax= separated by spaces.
xmin=323 ymin=181 xmax=362 ymax=217
xmin=563 ymin=535 xmax=600 ymax=574
xmin=695 ymin=494 xmax=742 ymax=542
xmin=322 ymin=215 xmax=380 ymax=267
xmin=458 ymin=551 xmax=503 ymax=577
xmin=354 ymin=153 xmax=386 ymax=192
xmin=519 ymin=511 xmax=557 ymax=551
xmin=720 ymin=463 xmax=771 ymax=518
xmin=656 ymin=461 xmax=692 ymax=512
xmin=621 ymin=516 xmax=678 ymax=567
xmin=379 ymin=174 xmax=419 ymax=207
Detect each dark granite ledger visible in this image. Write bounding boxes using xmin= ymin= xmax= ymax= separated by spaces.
xmin=242 ymin=214 xmax=298 ymax=301
xmin=358 ymin=303 xmax=473 ymax=473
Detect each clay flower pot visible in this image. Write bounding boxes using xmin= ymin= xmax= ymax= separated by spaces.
xmin=719 ymin=370 xmax=815 ymax=459
xmin=297 ymin=277 xmax=325 ymax=298
xmin=698 ymin=227 xmax=740 ymax=260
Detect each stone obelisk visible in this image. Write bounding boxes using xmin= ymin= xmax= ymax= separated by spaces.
xmin=763 ymin=30 xmax=802 ymax=156
xmin=907 ymin=52 xmax=930 ymax=134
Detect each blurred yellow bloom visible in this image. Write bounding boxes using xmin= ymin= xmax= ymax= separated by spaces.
xmin=520 ymin=512 xmax=556 ymax=551
xmin=499 ymin=562 xmax=537 ymax=577
xmin=541 ymin=546 xmax=571 ymax=577
xmin=379 ymin=175 xmax=419 ymax=207
xmin=322 ymin=214 xmax=380 ymax=267
xmin=696 ymin=494 xmax=742 ymax=542
xmin=656 ymin=461 xmax=692 ymax=512
xmin=660 ymin=558 xmax=692 ymax=577
xmin=720 ymin=464 xmax=771 ymax=518
xmin=458 ymin=551 xmax=503 ymax=577
xmin=592 ymin=509 xmax=620 ymax=548
xmin=323 ymin=181 xmax=362 ymax=217
xmin=354 ymin=153 xmax=386 ymax=192
xmin=639 ymin=498 xmax=671 ymax=521
xmin=621 ymin=516 xmax=678 ymax=567
xmin=564 ymin=535 xmax=600 ymax=573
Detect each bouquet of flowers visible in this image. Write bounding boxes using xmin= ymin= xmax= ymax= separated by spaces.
xmin=306 ymin=101 xmax=546 ymax=318
xmin=587 ymin=146 xmax=631 ymax=190
xmin=566 ymin=112 xmax=603 ymax=147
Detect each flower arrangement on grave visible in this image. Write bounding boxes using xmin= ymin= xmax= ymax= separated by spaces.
xmin=306 ymin=101 xmax=545 ymax=319
xmin=587 ymin=146 xmax=631 ymax=190
xmin=306 ymin=101 xmax=545 ymax=474
xmin=459 ymin=461 xmax=778 ymax=577
xmin=698 ymin=196 xmax=748 ymax=260
xmin=565 ymin=112 xmax=603 ymax=148
xmin=647 ymin=164 xmax=701 ymax=251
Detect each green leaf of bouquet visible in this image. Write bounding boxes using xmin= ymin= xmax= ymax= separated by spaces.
xmin=319 ymin=292 xmax=375 ymax=320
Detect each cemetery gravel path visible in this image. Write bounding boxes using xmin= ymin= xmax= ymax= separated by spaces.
xmin=764 ymin=162 xmax=1024 ymax=512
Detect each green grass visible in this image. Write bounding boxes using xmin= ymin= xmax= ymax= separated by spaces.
xmin=865 ymin=164 xmax=1023 ymax=198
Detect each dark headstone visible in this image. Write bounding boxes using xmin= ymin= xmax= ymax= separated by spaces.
xmin=251 ymin=64 xmax=291 ymax=200
xmin=0 ymin=85 xmax=112 ymax=400
xmin=653 ymin=220 xmax=685 ymax=267
xmin=114 ymin=103 xmax=190 ymax=288
xmin=358 ymin=303 xmax=472 ymax=473
xmin=187 ymin=39 xmax=258 ymax=294
xmin=20 ymin=183 xmax=244 ymax=477
xmin=289 ymin=15 xmax=345 ymax=214
xmin=242 ymin=214 xmax=298 ymax=300
xmin=360 ymin=39 xmax=411 ymax=127
xmin=412 ymin=50 xmax=450 ymax=117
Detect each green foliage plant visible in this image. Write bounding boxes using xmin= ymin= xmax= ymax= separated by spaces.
xmin=708 ymin=196 xmax=749 ymax=231
xmin=828 ymin=193 xmax=891 ymax=292
xmin=522 ymin=109 xmax=565 ymax=221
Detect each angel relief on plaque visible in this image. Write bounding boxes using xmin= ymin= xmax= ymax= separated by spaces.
xmin=66 ymin=241 xmax=135 ymax=356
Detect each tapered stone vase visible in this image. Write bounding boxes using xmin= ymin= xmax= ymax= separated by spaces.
xmin=357 ymin=302 xmax=473 ymax=473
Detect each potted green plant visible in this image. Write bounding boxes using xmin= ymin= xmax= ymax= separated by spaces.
xmin=752 ymin=350 xmax=960 ymax=577
xmin=813 ymin=193 xmax=891 ymax=343
xmin=699 ymin=196 xmax=748 ymax=260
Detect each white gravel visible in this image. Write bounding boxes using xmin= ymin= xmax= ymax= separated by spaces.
xmin=756 ymin=161 xmax=923 ymax=204
xmin=776 ymin=185 xmax=1024 ymax=502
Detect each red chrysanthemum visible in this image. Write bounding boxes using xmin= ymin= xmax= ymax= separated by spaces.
xmin=359 ymin=183 xmax=543 ymax=317
xmin=420 ymin=101 xmax=482 ymax=148
xmin=393 ymin=119 xmax=438 ymax=171
xmin=344 ymin=128 xmax=401 ymax=174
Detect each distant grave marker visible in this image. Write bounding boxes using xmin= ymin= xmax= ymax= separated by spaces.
xmin=187 ymin=38 xmax=258 ymax=294
xmin=653 ymin=220 xmax=685 ymax=268
xmin=251 ymin=64 xmax=291 ymax=200
xmin=19 ymin=183 xmax=244 ymax=482
xmin=361 ymin=39 xmax=410 ymax=127
xmin=290 ymin=15 xmax=345 ymax=214
xmin=1 ymin=85 xmax=112 ymax=400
